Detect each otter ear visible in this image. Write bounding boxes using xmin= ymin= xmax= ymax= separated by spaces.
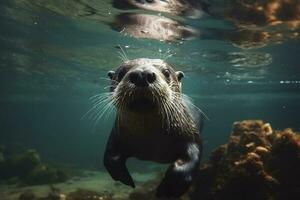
xmin=107 ymin=71 xmax=115 ymax=80
xmin=176 ymin=71 xmax=185 ymax=81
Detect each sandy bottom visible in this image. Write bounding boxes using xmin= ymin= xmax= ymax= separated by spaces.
xmin=0 ymin=170 xmax=158 ymax=200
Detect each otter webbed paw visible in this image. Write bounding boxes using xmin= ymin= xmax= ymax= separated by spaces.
xmin=156 ymin=165 xmax=192 ymax=198
xmin=156 ymin=143 xmax=201 ymax=198
xmin=103 ymin=155 xmax=135 ymax=188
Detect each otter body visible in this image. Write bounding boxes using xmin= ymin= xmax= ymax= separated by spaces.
xmin=103 ymin=58 xmax=203 ymax=197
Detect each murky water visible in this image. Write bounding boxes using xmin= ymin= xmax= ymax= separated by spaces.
xmin=0 ymin=0 xmax=300 ymax=199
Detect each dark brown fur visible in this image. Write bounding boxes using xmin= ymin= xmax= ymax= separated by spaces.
xmin=103 ymin=58 xmax=203 ymax=198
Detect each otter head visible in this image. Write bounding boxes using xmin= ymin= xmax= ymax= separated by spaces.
xmin=108 ymin=58 xmax=184 ymax=113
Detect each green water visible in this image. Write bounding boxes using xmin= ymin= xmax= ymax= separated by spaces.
xmin=0 ymin=0 xmax=300 ymax=195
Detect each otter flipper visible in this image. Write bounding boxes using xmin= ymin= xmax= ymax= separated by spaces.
xmin=156 ymin=143 xmax=201 ymax=198
xmin=103 ymin=127 xmax=135 ymax=188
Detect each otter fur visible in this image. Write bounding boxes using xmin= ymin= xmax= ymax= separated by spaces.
xmin=103 ymin=58 xmax=203 ymax=198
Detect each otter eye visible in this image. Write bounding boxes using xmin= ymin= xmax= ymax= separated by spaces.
xmin=162 ymin=69 xmax=170 ymax=78
xmin=107 ymin=71 xmax=115 ymax=80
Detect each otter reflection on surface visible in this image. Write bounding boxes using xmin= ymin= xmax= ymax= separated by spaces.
xmin=99 ymin=58 xmax=203 ymax=198
xmin=113 ymin=0 xmax=208 ymax=19
xmin=112 ymin=13 xmax=199 ymax=42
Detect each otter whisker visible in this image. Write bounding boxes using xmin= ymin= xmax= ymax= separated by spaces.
xmin=82 ymin=91 xmax=118 ymax=133
xmin=90 ymin=96 xmax=112 ymax=107
xmin=113 ymin=96 xmax=122 ymax=114
xmin=105 ymin=102 xmax=115 ymax=121
xmin=163 ymin=49 xmax=171 ymax=60
xmin=162 ymin=99 xmax=173 ymax=132
xmin=165 ymin=53 xmax=175 ymax=61
xmin=114 ymin=88 xmax=129 ymax=122
xmin=158 ymin=84 xmax=172 ymax=119
xmin=89 ymin=96 xmax=113 ymax=107
xmin=90 ymin=100 xmax=115 ymax=132
xmin=168 ymin=93 xmax=203 ymax=136
xmin=167 ymin=92 xmax=195 ymax=135
xmin=153 ymin=82 xmax=176 ymax=132
xmin=99 ymin=78 xmax=119 ymax=86
xmin=117 ymin=45 xmax=129 ymax=61
xmin=83 ymin=95 xmax=111 ymax=120
xmin=151 ymin=87 xmax=168 ymax=129
xmin=89 ymin=92 xmax=112 ymax=100
xmin=117 ymin=52 xmax=126 ymax=62
xmin=179 ymin=93 xmax=210 ymax=121
xmin=162 ymin=94 xmax=173 ymax=131
xmin=90 ymin=101 xmax=110 ymax=122
xmin=168 ymin=100 xmax=184 ymax=133
xmin=99 ymin=77 xmax=114 ymax=82
xmin=161 ymin=49 xmax=174 ymax=61
xmin=95 ymin=101 xmax=114 ymax=122
xmin=103 ymin=85 xmax=113 ymax=90
xmin=87 ymin=97 xmax=113 ymax=121
xmin=152 ymin=84 xmax=171 ymax=131
xmin=90 ymin=94 xmax=111 ymax=102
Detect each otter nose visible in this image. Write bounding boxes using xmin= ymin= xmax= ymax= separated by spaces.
xmin=129 ymin=70 xmax=156 ymax=87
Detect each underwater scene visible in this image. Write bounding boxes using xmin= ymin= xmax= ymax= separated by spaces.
xmin=1 ymin=0 xmax=300 ymax=199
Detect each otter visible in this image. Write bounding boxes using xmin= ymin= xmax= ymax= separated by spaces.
xmin=103 ymin=58 xmax=203 ymax=198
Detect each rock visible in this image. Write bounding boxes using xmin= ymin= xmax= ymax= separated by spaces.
xmin=190 ymin=120 xmax=300 ymax=200
xmin=66 ymin=188 xmax=114 ymax=200
xmin=18 ymin=186 xmax=66 ymax=200
xmin=24 ymin=164 xmax=68 ymax=185
xmin=0 ymin=149 xmax=7 ymax=180
xmin=19 ymin=190 xmax=36 ymax=200
xmin=267 ymin=129 xmax=300 ymax=199
xmin=0 ymin=146 xmax=69 ymax=185
xmin=10 ymin=149 xmax=41 ymax=178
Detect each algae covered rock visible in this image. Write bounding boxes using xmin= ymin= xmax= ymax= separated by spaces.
xmin=0 ymin=148 xmax=41 ymax=180
xmin=0 ymin=146 xmax=69 ymax=185
xmin=18 ymin=187 xmax=114 ymax=200
xmin=24 ymin=164 xmax=68 ymax=185
xmin=18 ymin=186 xmax=66 ymax=200
xmin=19 ymin=190 xmax=36 ymax=200
xmin=67 ymin=188 xmax=114 ymax=200
xmin=267 ymin=129 xmax=300 ymax=199
xmin=190 ymin=120 xmax=300 ymax=200
xmin=0 ymin=145 xmax=7 ymax=180
xmin=10 ymin=149 xmax=41 ymax=178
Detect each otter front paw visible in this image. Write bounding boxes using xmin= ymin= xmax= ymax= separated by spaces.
xmin=103 ymin=156 xmax=135 ymax=188
xmin=156 ymin=169 xmax=192 ymax=198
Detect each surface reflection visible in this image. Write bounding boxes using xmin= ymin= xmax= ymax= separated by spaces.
xmin=112 ymin=13 xmax=199 ymax=41
xmin=213 ymin=0 xmax=300 ymax=48
xmin=113 ymin=0 xmax=208 ymax=19
xmin=202 ymin=50 xmax=272 ymax=68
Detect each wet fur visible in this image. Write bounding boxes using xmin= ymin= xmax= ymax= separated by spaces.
xmin=103 ymin=58 xmax=203 ymax=197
